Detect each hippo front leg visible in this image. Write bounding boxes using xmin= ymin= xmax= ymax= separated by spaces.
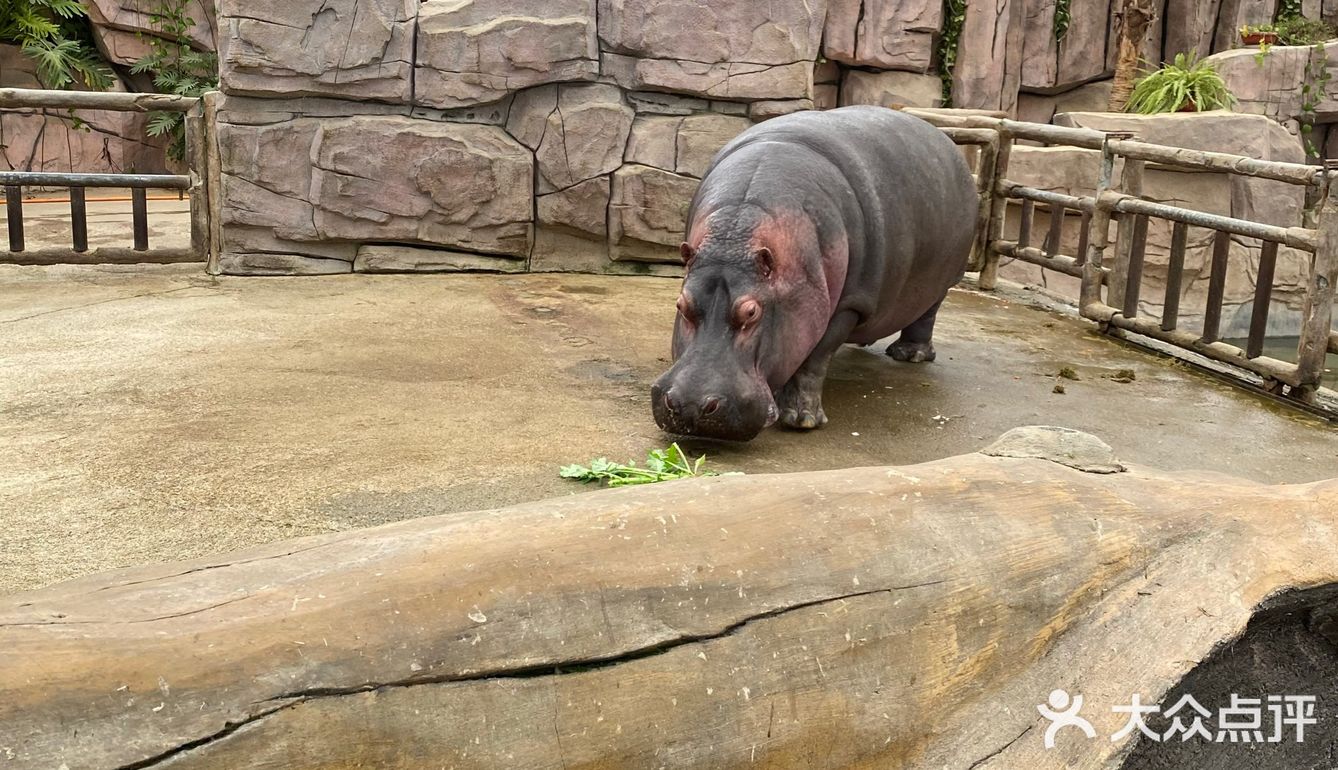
xmin=777 ymin=310 xmax=860 ymax=430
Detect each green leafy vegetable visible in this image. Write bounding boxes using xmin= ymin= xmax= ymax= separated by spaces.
xmin=560 ymin=444 xmax=732 ymax=487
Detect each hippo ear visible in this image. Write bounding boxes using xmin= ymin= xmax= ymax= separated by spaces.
xmin=754 ymin=247 xmax=775 ymax=279
xmin=680 ymin=242 xmax=697 ymax=267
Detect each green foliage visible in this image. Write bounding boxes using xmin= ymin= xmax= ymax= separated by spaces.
xmin=1054 ymin=0 xmax=1072 ymax=41
xmin=0 ymin=0 xmax=113 ymax=89
xmin=130 ymin=0 xmax=218 ymax=161
xmin=1277 ymin=0 xmax=1304 ymax=21
xmin=1274 ymin=15 xmax=1337 ymax=46
xmin=1299 ymin=42 xmax=1333 ymax=158
xmin=937 ymin=0 xmax=967 ymax=107
xmin=560 ymin=444 xmax=733 ymax=487
xmin=1126 ymin=53 xmax=1237 ymax=114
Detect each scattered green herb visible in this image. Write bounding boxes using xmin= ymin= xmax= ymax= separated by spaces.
xmin=560 ymin=443 xmax=732 ymax=487
xmin=1058 ymin=366 xmax=1081 ymax=381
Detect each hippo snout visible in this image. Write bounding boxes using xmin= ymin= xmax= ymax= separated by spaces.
xmin=651 ymin=372 xmax=776 ymax=443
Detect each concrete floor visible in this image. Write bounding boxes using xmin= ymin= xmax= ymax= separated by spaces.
xmin=1 ymin=264 xmax=1335 ymax=594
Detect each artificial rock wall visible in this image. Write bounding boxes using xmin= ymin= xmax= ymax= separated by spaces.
xmin=211 ymin=0 xmax=1319 ymax=276
xmin=0 ymin=0 xmax=216 ymax=178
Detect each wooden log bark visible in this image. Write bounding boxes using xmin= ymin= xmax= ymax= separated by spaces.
xmin=1 ymin=430 xmax=1336 ymax=769
xmin=0 ymin=88 xmax=199 ymax=113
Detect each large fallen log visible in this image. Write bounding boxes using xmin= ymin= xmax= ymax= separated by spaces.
xmin=1 ymin=428 xmax=1335 ymax=769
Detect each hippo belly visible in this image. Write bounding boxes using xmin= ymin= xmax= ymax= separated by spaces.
xmin=651 ymin=106 xmax=979 ymax=441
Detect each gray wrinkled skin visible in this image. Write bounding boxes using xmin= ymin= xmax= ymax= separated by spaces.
xmin=652 ymin=106 xmax=978 ymax=441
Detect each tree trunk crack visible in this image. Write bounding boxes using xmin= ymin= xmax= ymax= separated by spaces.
xmin=108 ymin=580 xmax=947 ymax=768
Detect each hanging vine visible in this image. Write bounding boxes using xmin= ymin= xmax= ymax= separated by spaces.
xmin=937 ymin=0 xmax=967 ymax=107
xmin=1054 ymin=0 xmax=1073 ymax=41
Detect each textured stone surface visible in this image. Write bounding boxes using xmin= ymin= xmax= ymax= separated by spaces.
xmin=840 ymin=69 xmax=944 ymax=108
xmin=217 ymin=0 xmax=415 ymax=103
xmin=1017 ymin=80 xmax=1113 ymax=125
xmin=1020 ymin=0 xmax=1111 ymax=93
xmin=85 ymin=0 xmax=217 ymax=56
xmin=748 ymin=99 xmax=815 ymax=121
xmin=0 ymin=45 xmax=169 ymax=177
xmin=953 ymin=0 xmax=1025 ymax=112
xmin=983 ymin=426 xmax=1125 ymax=473
xmin=824 ymin=0 xmax=941 ymax=73
xmin=216 ymin=114 xmax=534 ymax=274
xmin=537 ymin=175 xmax=611 ymax=236
xmin=622 ymin=113 xmax=749 ymax=178
xmin=609 ymin=164 xmax=699 ymax=261
xmin=1207 ymin=42 xmax=1338 ymax=125
xmin=597 ymin=0 xmax=823 ymax=100
xmin=414 ymin=0 xmax=599 ymax=109
xmin=311 ymin=117 xmax=533 ymax=255
xmin=1163 ymin=0 xmax=1222 ymax=59
xmin=506 ymin=84 xmax=633 ymax=193
xmin=602 ymin=55 xmax=815 ymax=101
xmin=354 ymin=245 xmax=527 ymax=273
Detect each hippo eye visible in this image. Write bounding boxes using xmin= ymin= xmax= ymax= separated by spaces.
xmin=676 ymin=294 xmax=695 ymax=322
xmin=734 ymin=298 xmax=762 ymax=328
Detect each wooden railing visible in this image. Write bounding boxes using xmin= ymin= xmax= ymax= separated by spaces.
xmin=909 ymin=108 xmax=1338 ymax=406
xmin=0 ymin=88 xmax=209 ymax=265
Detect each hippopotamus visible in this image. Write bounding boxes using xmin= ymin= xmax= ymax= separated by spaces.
xmin=650 ymin=106 xmax=978 ymax=442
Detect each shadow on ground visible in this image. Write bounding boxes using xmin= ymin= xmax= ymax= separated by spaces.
xmin=1 ymin=265 xmax=1334 ymax=593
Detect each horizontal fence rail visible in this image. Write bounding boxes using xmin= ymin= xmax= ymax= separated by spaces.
xmin=912 ymin=106 xmax=1338 ymax=410
xmin=0 ymin=88 xmax=207 ymax=266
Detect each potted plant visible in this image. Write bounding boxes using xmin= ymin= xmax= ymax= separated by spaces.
xmin=1126 ymin=53 xmax=1238 ymax=114
xmin=1240 ymin=23 xmax=1279 ymax=45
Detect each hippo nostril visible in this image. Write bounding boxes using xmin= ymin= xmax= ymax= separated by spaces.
xmin=702 ymin=396 xmax=721 ymax=416
xmin=663 ymin=391 xmax=678 ymax=413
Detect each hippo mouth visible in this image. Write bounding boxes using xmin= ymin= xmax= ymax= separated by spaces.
xmin=650 ymin=368 xmax=777 ymax=442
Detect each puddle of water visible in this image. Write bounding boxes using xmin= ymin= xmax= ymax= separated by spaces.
xmin=1223 ymin=337 xmax=1338 ymax=389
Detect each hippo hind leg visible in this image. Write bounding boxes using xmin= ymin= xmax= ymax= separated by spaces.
xmin=886 ymin=300 xmax=941 ymax=363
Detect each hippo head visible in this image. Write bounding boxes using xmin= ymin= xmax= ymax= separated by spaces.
xmin=651 ymin=208 xmax=840 ymax=441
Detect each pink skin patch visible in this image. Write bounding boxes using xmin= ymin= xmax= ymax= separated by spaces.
xmin=749 ymin=214 xmax=845 ymax=387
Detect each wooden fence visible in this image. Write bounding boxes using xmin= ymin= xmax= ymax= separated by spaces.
xmin=0 ymin=88 xmax=209 ymax=265
xmin=912 ymin=108 xmax=1338 ymax=407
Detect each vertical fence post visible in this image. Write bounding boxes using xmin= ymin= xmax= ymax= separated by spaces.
xmin=1296 ymin=165 xmax=1338 ymax=397
xmin=70 ymin=187 xmax=88 ymax=252
xmin=5 ymin=185 xmax=24 ymax=252
xmin=186 ymin=102 xmax=209 ymax=263
xmin=1107 ymin=155 xmax=1145 ymax=313
xmin=202 ymin=91 xmax=224 ymax=275
xmin=979 ymin=128 xmax=1013 ymax=291
xmin=968 ymin=134 xmax=999 ymax=278
xmin=131 ymin=187 xmax=149 ymax=251
xmin=1080 ymin=135 xmax=1123 ymax=316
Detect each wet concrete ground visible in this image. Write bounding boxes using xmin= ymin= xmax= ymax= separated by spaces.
xmin=1 ymin=264 xmax=1335 ymax=593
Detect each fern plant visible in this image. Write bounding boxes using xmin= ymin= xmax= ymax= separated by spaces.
xmin=130 ymin=0 xmax=218 ymax=161
xmin=0 ymin=0 xmax=114 ymax=89
xmin=1126 ymin=53 xmax=1237 ymax=114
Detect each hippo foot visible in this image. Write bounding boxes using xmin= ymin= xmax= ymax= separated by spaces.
xmin=887 ymin=340 xmax=936 ymax=363
xmin=776 ymin=380 xmax=828 ymax=431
